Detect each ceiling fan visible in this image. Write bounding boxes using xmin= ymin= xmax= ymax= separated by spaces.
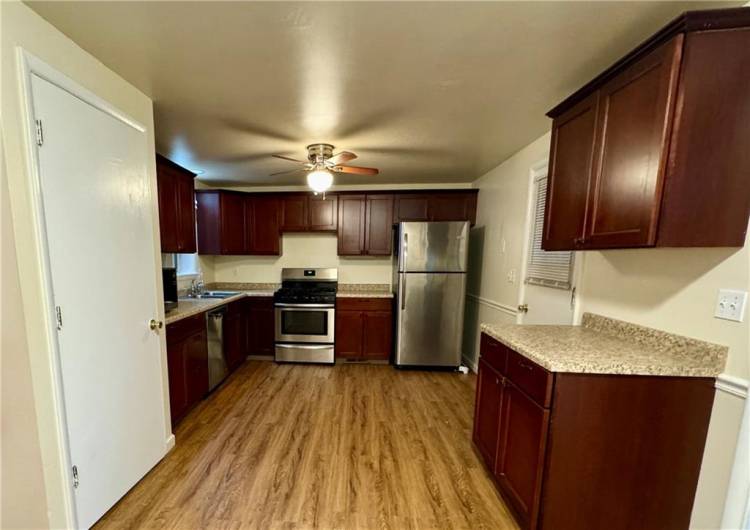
xmin=270 ymin=143 xmax=379 ymax=192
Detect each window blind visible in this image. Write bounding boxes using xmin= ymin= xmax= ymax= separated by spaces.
xmin=525 ymin=177 xmax=573 ymax=289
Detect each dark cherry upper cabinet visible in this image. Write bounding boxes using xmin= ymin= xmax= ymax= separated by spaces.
xmin=246 ymin=195 xmax=281 ymax=255
xmin=308 ymin=194 xmax=338 ymax=231
xmin=338 ymin=194 xmax=395 ymax=256
xmin=394 ymin=194 xmax=429 ymax=222
xmin=364 ymin=195 xmax=394 ymax=256
xmin=585 ymin=36 xmax=682 ymax=248
xmin=337 ymin=195 xmax=366 ymax=255
xmin=543 ymin=94 xmax=599 ymax=250
xmin=281 ymin=194 xmax=308 ymax=231
xmin=281 ymin=193 xmax=338 ymax=232
xmin=156 ymin=154 xmax=196 ymax=253
xmin=544 ymin=9 xmax=750 ymax=249
xmin=394 ymin=191 xmax=478 ymax=225
xmin=196 ymin=190 xmax=281 ymax=255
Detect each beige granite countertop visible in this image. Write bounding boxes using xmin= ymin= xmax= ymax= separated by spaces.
xmin=166 ymin=283 xmax=393 ymax=324
xmin=480 ymin=313 xmax=727 ymax=377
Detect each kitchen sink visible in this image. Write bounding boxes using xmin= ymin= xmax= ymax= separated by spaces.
xmin=183 ymin=291 xmax=240 ymax=300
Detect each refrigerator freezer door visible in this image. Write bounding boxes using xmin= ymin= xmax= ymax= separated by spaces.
xmin=399 ymin=221 xmax=469 ymax=272
xmin=395 ymin=272 xmax=467 ymax=367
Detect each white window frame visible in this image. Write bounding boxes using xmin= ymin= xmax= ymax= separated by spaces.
xmin=524 ymin=165 xmax=574 ymax=290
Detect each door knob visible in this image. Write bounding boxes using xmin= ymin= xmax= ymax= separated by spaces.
xmin=149 ymin=319 xmax=164 ymax=331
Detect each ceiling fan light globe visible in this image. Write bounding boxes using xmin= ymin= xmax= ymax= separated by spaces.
xmin=307 ymin=169 xmax=333 ymax=193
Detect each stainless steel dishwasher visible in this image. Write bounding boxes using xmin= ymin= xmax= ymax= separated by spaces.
xmin=206 ymin=307 xmax=228 ymax=391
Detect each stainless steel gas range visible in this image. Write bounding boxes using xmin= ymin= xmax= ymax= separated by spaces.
xmin=273 ymin=268 xmax=337 ymax=364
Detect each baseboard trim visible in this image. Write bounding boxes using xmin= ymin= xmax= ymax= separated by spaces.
xmin=466 ymin=293 xmax=517 ymax=317
xmin=716 ymin=373 xmax=749 ymax=399
xmin=165 ymin=434 xmax=176 ymax=452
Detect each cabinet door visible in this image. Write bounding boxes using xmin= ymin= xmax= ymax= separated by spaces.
xmin=394 ymin=194 xmax=429 ymax=222
xmin=335 ymin=310 xmax=364 ymax=358
xmin=166 ymin=333 xmax=189 ymax=426
xmin=176 ymin=175 xmax=196 ymax=253
xmin=224 ymin=307 xmax=246 ymax=372
xmin=246 ymin=298 xmax=275 ymax=356
xmin=309 ymin=194 xmax=338 ymax=231
xmin=364 ymin=194 xmax=394 ymax=255
xmin=495 ymin=381 xmax=550 ymax=529
xmin=337 ymin=195 xmax=366 ymax=255
xmin=247 ymin=196 xmax=281 ymax=255
xmin=156 ymin=167 xmax=180 ymax=253
xmin=220 ymin=193 xmax=246 ymax=254
xmin=473 ymin=359 xmax=504 ymax=469
xmin=281 ymin=194 xmax=308 ymax=231
xmin=184 ymin=328 xmax=209 ymax=413
xmin=362 ymin=310 xmax=392 ymax=360
xmin=585 ymin=36 xmax=682 ymax=248
xmin=428 ymin=193 xmax=472 ymax=222
xmin=543 ymin=92 xmax=599 ymax=251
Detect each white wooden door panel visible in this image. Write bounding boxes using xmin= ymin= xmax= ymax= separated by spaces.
xmin=31 ymin=74 xmax=167 ymax=529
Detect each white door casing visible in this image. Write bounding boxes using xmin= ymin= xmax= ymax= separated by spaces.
xmin=30 ymin=72 xmax=168 ymax=528
xmin=517 ymin=160 xmax=578 ymax=325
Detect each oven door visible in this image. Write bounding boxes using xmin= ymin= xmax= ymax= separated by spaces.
xmin=275 ymin=303 xmax=335 ymax=344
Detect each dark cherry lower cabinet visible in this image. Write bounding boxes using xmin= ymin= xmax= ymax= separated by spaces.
xmin=245 ymin=297 xmax=275 ymax=356
xmin=335 ymin=298 xmax=393 ymax=360
xmin=165 ymin=313 xmax=208 ymax=427
xmin=224 ymin=301 xmax=247 ymax=372
xmin=473 ymin=332 xmax=716 ymax=530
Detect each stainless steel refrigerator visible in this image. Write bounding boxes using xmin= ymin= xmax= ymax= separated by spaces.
xmin=393 ymin=221 xmax=469 ymax=368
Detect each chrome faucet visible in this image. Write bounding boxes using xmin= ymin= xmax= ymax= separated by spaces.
xmin=188 ymin=276 xmax=205 ymax=298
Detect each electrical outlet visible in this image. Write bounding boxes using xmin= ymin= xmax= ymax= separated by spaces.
xmin=715 ymin=289 xmax=747 ymax=322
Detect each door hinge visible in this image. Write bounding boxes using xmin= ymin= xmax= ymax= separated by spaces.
xmin=55 ymin=306 xmax=63 ymax=330
xmin=71 ymin=465 xmax=79 ymax=489
xmin=35 ymin=119 xmax=44 ymax=146
xmin=517 ymin=304 xmax=529 ymax=314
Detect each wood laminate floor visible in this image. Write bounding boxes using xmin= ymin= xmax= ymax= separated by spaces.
xmin=95 ymin=361 xmax=518 ymax=529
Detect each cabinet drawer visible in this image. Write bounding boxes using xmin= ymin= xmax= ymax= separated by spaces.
xmin=506 ymin=349 xmax=553 ymax=408
xmin=337 ymin=297 xmax=392 ymax=311
xmin=480 ymin=333 xmax=507 ymax=375
xmin=167 ymin=312 xmax=206 ymax=343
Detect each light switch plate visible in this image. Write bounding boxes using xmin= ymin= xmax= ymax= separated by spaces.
xmin=715 ymin=289 xmax=747 ymax=322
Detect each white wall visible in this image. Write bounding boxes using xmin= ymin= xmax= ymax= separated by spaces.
xmin=469 ymin=130 xmax=749 ymax=529
xmin=212 ymin=233 xmax=392 ymax=285
xmin=1 ymin=2 xmax=162 ymax=527
xmin=463 ymin=133 xmax=552 ymax=368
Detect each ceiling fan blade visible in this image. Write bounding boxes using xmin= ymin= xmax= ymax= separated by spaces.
xmin=273 ymin=154 xmax=307 ymax=164
xmin=333 ymin=165 xmax=379 ymax=175
xmin=328 ymin=151 xmax=357 ymax=165
xmin=269 ymin=168 xmax=305 ymax=176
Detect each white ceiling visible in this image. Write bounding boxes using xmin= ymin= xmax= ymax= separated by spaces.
xmin=27 ymin=1 xmax=737 ymax=187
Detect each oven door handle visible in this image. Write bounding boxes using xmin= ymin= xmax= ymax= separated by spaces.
xmin=274 ymin=303 xmax=335 ymax=309
xmin=275 ymin=343 xmax=334 ymax=349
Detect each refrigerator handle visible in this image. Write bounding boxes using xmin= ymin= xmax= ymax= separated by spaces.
xmin=401 ymin=273 xmax=406 ymax=311
xmin=402 ymin=232 xmax=408 ymax=266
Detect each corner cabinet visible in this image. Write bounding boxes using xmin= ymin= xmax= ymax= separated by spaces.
xmin=156 ymin=154 xmax=197 ymax=253
xmin=473 ymin=332 xmax=716 ymax=530
xmin=544 ymin=9 xmax=750 ymax=250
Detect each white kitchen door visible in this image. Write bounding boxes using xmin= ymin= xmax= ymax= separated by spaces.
xmin=31 ymin=73 xmax=168 ymax=528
